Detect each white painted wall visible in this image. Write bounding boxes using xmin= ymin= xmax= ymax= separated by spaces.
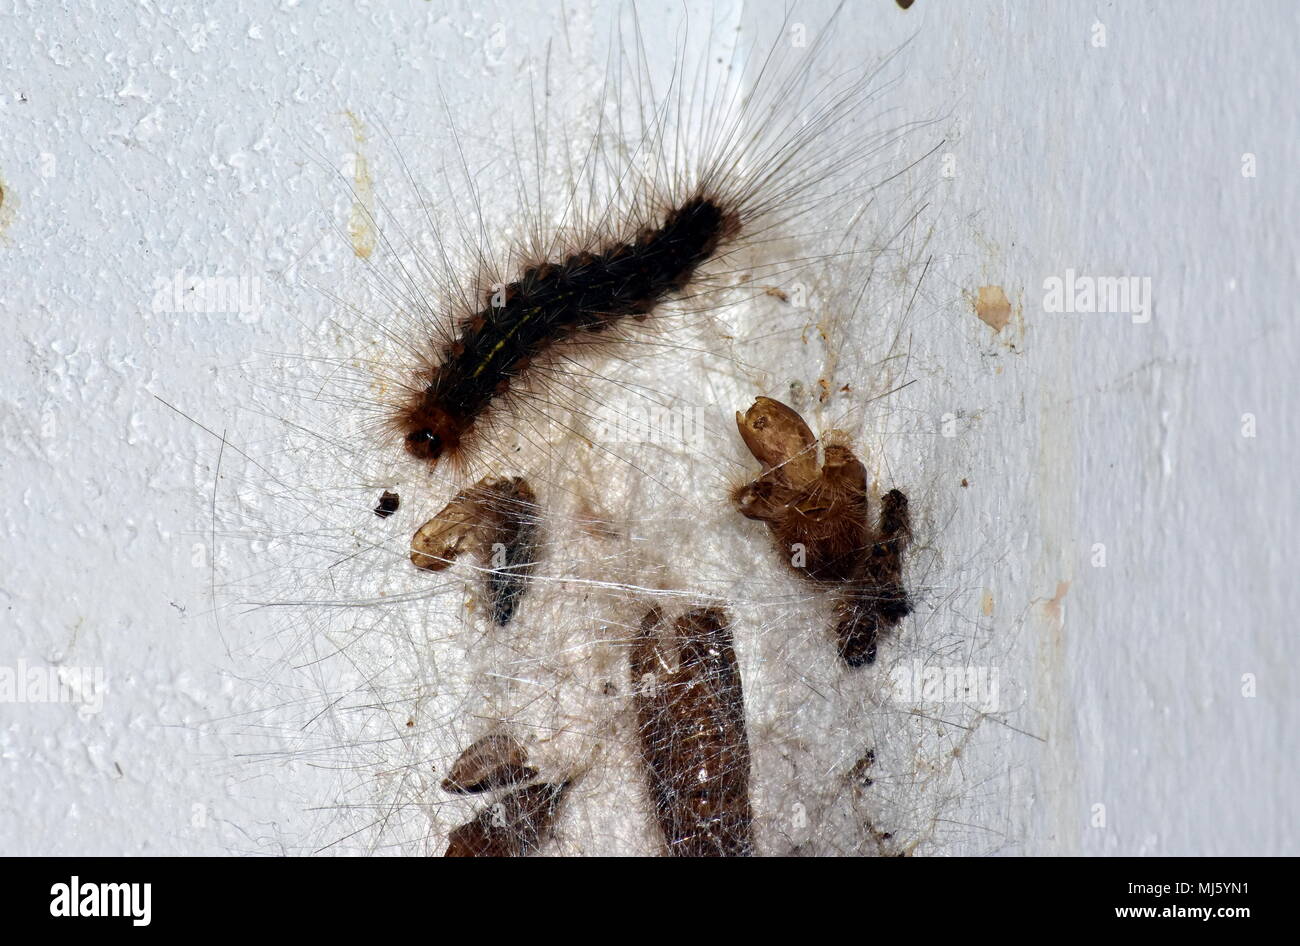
xmin=0 ymin=0 xmax=1294 ymax=855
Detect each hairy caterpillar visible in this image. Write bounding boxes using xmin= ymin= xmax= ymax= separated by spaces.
xmin=397 ymin=196 xmax=738 ymax=468
xmin=334 ymin=4 xmax=927 ymax=484
xmin=220 ymin=0 xmax=993 ymax=858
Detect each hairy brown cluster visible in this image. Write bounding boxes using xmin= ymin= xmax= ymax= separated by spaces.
xmin=443 ymin=781 xmax=572 ymax=857
xmin=832 ymin=488 xmax=912 ymax=666
xmin=440 ymin=731 xmax=539 ymax=795
xmin=410 ymin=475 xmax=540 ymax=625
xmin=440 ymin=727 xmax=572 ymax=856
xmin=732 ymin=397 xmax=912 ymax=666
xmin=630 ymin=606 xmax=754 ymax=857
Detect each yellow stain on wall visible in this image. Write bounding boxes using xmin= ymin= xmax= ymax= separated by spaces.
xmin=972 ymin=285 xmax=1012 ymax=332
xmin=344 ymin=111 xmax=376 ymax=259
xmin=0 ymin=174 xmax=15 ymax=245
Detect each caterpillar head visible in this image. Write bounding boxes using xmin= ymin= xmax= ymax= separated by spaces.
xmin=400 ymin=400 xmax=462 ymax=465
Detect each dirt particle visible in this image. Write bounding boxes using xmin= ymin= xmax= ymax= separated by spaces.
xmin=374 ymin=489 xmax=400 ymax=518
xmin=849 ymin=749 xmax=876 ymax=787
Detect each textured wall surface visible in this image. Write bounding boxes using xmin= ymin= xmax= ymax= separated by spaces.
xmin=1 ymin=0 xmax=1295 ymax=856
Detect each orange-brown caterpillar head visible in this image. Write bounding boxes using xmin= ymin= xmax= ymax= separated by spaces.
xmin=400 ymin=399 xmax=463 ymax=466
